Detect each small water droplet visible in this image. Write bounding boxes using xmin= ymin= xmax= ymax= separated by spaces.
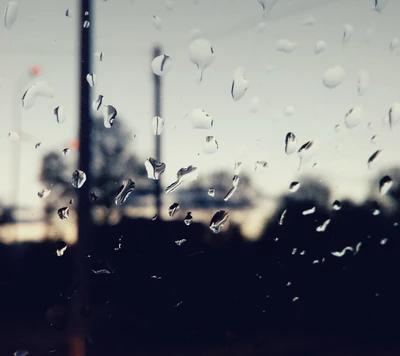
xmin=115 ymin=178 xmax=135 ymax=205
xmin=8 ymin=131 xmax=20 ymax=141
xmin=380 ymin=238 xmax=388 ymax=245
xmin=56 ymin=245 xmax=67 ymax=257
xmin=191 ymin=108 xmax=214 ymax=129
xmin=292 ymin=297 xmax=299 ymax=302
xmin=22 ymin=81 xmax=55 ymax=109
xmin=35 ymin=142 xmax=42 ymax=149
xmin=223 ymin=175 xmax=239 ymax=201
xmin=357 ymin=69 xmax=369 ymax=96
xmin=368 ymin=150 xmax=382 ymax=169
xmin=95 ymin=52 xmax=104 ymax=61
xmin=289 ymin=181 xmax=300 ymax=192
xmin=63 ymin=148 xmax=70 ymax=157
xmin=314 ymin=40 xmax=327 ymax=54
xmin=38 ymin=189 xmax=51 ymax=199
xmin=189 ymin=38 xmax=215 ymax=83
xmin=184 ymin=212 xmax=193 ymax=225
xmin=390 ymin=37 xmax=399 ymax=52
xmin=57 ymin=207 xmax=70 ymax=220
xmin=322 ymin=65 xmax=345 ymax=89
xmin=4 ymin=1 xmax=18 ymax=29
xmin=90 ymin=191 xmax=98 ymax=202
xmin=208 ymin=188 xmax=215 ymax=197
xmin=302 ymin=15 xmax=316 ymax=26
xmin=83 ymin=20 xmax=90 ymax=28
xmin=302 ymin=206 xmax=315 ymax=216
xmin=258 ymin=0 xmax=278 ymax=18
xmin=342 ymin=24 xmax=354 ymax=46
xmin=71 ymin=170 xmax=87 ymax=188
xmin=231 ymin=67 xmax=249 ymax=101
xmin=371 ymin=135 xmax=378 ymax=144
xmin=166 ymin=166 xmax=198 ymax=193
xmin=86 ymin=73 xmax=96 ymax=87
xmin=379 ymin=175 xmax=393 ymax=195
xmin=316 ymin=219 xmax=331 ymax=232
xmin=92 ymin=94 xmax=103 ymax=111
xmin=334 ymin=125 xmax=341 ymax=132
xmin=332 ymin=200 xmax=341 ymax=210
xmin=203 ymin=136 xmax=219 ymax=154
xmin=276 ymin=39 xmax=296 ymax=53
xmin=209 ymin=210 xmax=229 ymax=234
xmin=152 ymin=15 xmax=163 ymax=30
xmin=300 ymin=250 xmax=306 ymax=255
xmin=169 ymin=203 xmax=180 ymax=217
xmin=103 ymin=105 xmax=117 ymax=128
xmin=292 ymin=248 xmax=297 ymax=255
xmin=54 ymin=106 xmax=66 ymax=124
xmin=255 ymin=161 xmax=268 ymax=174
xmin=152 ymin=54 xmax=172 ymax=76
xmin=152 ymin=116 xmax=164 ymax=135
xmin=249 ymin=97 xmax=260 ymax=112
xmin=69 ymin=199 xmax=74 ymax=204
xmin=298 ymin=140 xmax=314 ymax=169
xmin=175 ymin=239 xmax=187 ymax=246
xmin=388 ymin=102 xmax=400 ymax=128
xmin=279 ymin=209 xmax=287 ymax=225
xmin=144 ymin=157 xmax=166 ymax=180
xmin=285 ymin=132 xmax=297 ymax=155
xmin=344 ymin=106 xmax=363 ymax=129
xmin=166 ymin=0 xmax=174 ymax=10
xmin=65 ymin=8 xmax=72 ymax=17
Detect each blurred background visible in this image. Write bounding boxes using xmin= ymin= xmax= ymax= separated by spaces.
xmin=1 ymin=0 xmax=400 ymax=355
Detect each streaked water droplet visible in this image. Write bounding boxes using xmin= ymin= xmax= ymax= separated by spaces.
xmin=331 ymin=246 xmax=354 ymax=257
xmin=191 ymin=108 xmax=214 ymax=129
xmin=71 ymin=170 xmax=87 ymax=188
xmin=92 ymin=94 xmax=103 ymax=111
xmin=8 ymin=131 xmax=20 ymax=141
xmin=56 ymin=245 xmax=67 ymax=257
xmin=224 ymin=175 xmax=239 ymax=201
xmin=35 ymin=142 xmax=42 ymax=149
xmin=370 ymin=135 xmax=378 ymax=144
xmin=22 ymin=81 xmax=55 ymax=109
xmin=209 ymin=210 xmax=229 ymax=233
xmin=57 ymin=207 xmax=70 ymax=220
xmin=276 ymin=39 xmax=296 ymax=53
xmin=250 ymin=97 xmax=260 ymax=112
xmin=83 ymin=20 xmax=90 ymax=28
xmin=289 ymin=181 xmax=300 ymax=192
xmin=255 ymin=161 xmax=268 ymax=174
xmin=285 ymin=106 xmax=295 ymax=116
xmin=166 ymin=166 xmax=198 ymax=193
xmin=184 ymin=212 xmax=193 ymax=225
xmin=332 ymin=200 xmax=341 ymax=210
xmin=279 ymin=209 xmax=287 ymax=225
xmin=316 ymin=219 xmax=331 ymax=232
xmin=92 ymin=268 xmax=113 ymax=275
xmin=54 ymin=106 xmax=66 ymax=124
xmin=379 ymin=175 xmax=393 ymax=195
xmin=152 ymin=116 xmax=164 ymax=135
xmin=188 ymin=38 xmax=215 ymax=83
xmin=203 ymin=136 xmax=219 ymax=154
xmin=312 ymin=260 xmax=319 ymax=264
xmin=357 ymin=69 xmax=369 ymax=95
xmin=302 ymin=206 xmax=315 ymax=215
xmin=344 ymin=106 xmax=363 ymax=129
xmin=175 ymin=239 xmax=186 ymax=246
xmin=38 ymin=189 xmax=51 ymax=199
xmin=86 ymin=73 xmax=96 ymax=87
xmin=368 ymin=149 xmax=382 ymax=169
xmin=390 ymin=37 xmax=399 ymax=52
xmin=103 ymin=105 xmax=117 ymax=128
xmin=4 ymin=1 xmax=18 ymax=29
xmin=388 ymin=102 xmax=400 ymax=128
xmin=314 ymin=40 xmax=327 ymax=54
xmin=208 ymin=188 xmax=215 ymax=197
xmin=231 ymin=67 xmax=249 ymax=101
xmin=115 ymin=178 xmax=135 ymax=206
xmin=322 ymin=65 xmax=345 ymax=89
xmin=302 ymin=15 xmax=316 ymax=26
xmin=169 ymin=202 xmax=180 ymax=217
xmin=152 ymin=54 xmax=172 ymax=76
xmin=95 ymin=52 xmax=103 ymax=61
xmin=144 ymin=157 xmax=166 ymax=180
xmin=152 ymin=15 xmax=162 ymax=30
xmin=285 ymin=132 xmax=297 ymax=155
xmin=63 ymin=148 xmax=70 ymax=157
xmin=342 ymin=24 xmax=354 ymax=45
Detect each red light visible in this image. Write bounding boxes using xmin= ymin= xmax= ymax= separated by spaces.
xmin=30 ymin=65 xmax=41 ymax=76
xmin=70 ymin=139 xmax=80 ymax=150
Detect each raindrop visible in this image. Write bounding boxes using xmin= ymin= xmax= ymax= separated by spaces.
xmin=169 ymin=203 xmax=180 ymax=217
xmin=388 ymin=102 xmax=400 ymax=128
xmin=285 ymin=106 xmax=295 ymax=116
xmin=289 ymin=181 xmax=300 ymax=192
xmin=152 ymin=116 xmax=164 ymax=135
xmin=279 ymin=209 xmax=287 ymax=225
xmin=209 ymin=210 xmax=229 ymax=233
xmin=223 ymin=175 xmax=239 ymax=201
xmin=357 ymin=69 xmax=370 ymax=95
xmin=379 ymin=175 xmax=393 ymax=195
xmin=334 ymin=125 xmax=341 ymax=132
xmin=374 ymin=0 xmax=388 ymax=13
xmin=332 ymin=200 xmax=341 ymax=210
xmin=342 ymin=24 xmax=354 ymax=46
xmin=314 ymin=40 xmax=327 ymax=54
xmin=285 ymin=132 xmax=297 ymax=155
xmin=250 ymin=97 xmax=260 ymax=112
xmin=103 ymin=105 xmax=117 ymax=128
xmin=191 ymin=108 xmax=214 ymax=129
xmin=152 ymin=214 xmax=158 ymax=220
xmin=56 ymin=245 xmax=67 ymax=257
xmin=208 ymin=188 xmax=215 ymax=197
xmin=166 ymin=166 xmax=198 ymax=193
xmin=83 ymin=20 xmax=90 ymax=28
xmin=322 ymin=65 xmax=345 ymax=89
xmin=371 ymin=135 xmax=378 ymax=144
xmin=390 ymin=37 xmax=399 ymax=52
xmin=276 ymin=39 xmax=296 ymax=53
xmin=316 ymin=219 xmax=331 ymax=232
xmin=368 ymin=150 xmax=382 ymax=169
xmin=380 ymin=238 xmax=388 ymax=245
xmin=298 ymin=140 xmax=314 ymax=169
xmin=258 ymin=0 xmax=278 ymax=19
xmin=71 ymin=170 xmax=87 ymax=188
xmin=35 ymin=142 xmax=42 ymax=149
xmin=300 ymin=250 xmax=306 ymax=255
xmin=145 ymin=158 xmax=166 ymax=180
xmin=84 ymin=11 xmax=89 ymax=16
xmin=4 ymin=1 xmax=18 ymax=29
xmin=57 ymin=207 xmax=70 ymax=220
xmin=184 ymin=212 xmax=193 ymax=225
xmin=115 ymin=178 xmax=135 ymax=206
xmin=175 ymin=238 xmax=186 ymax=246
xmin=312 ymin=260 xmax=319 ymax=264
xmin=90 ymin=191 xmax=98 ymax=202
xmin=152 ymin=15 xmax=162 ymax=30
xmin=255 ymin=161 xmax=268 ymax=174
xmin=234 ymin=161 xmax=243 ymax=175
xmin=302 ymin=206 xmax=315 ymax=215
xmin=344 ymin=106 xmax=363 ymax=129
xmin=292 ymin=248 xmax=297 ymax=255
xmin=8 ymin=131 xmax=20 ymax=141
xmin=331 ymin=246 xmax=354 ymax=257
xmin=22 ymin=81 xmax=55 ymax=109
xmin=14 ymin=350 xmax=29 ymax=356
xmin=54 ymin=106 xmax=66 ymax=124
xmin=63 ymin=148 xmax=70 ymax=157
xmin=188 ymin=38 xmax=215 ymax=83
xmin=38 ymin=189 xmax=51 ymax=199
xmin=86 ymin=73 xmax=96 ymax=87
xmin=302 ymin=15 xmax=316 ymax=26
xmin=292 ymin=297 xmax=299 ymax=302
xmin=69 ymin=199 xmax=74 ymax=204
xmin=231 ymin=67 xmax=249 ymax=101
xmin=92 ymin=95 xmax=103 ymax=111
xmin=95 ymin=52 xmax=103 ymax=61
xmin=65 ymin=8 xmax=71 ymax=18
xmin=203 ymin=136 xmax=219 ymax=154
xmin=152 ymin=54 xmax=172 ymax=76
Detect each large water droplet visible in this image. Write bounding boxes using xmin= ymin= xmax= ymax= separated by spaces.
xmin=169 ymin=202 xmax=180 ymax=217
xmin=302 ymin=15 xmax=316 ymax=26
xmin=379 ymin=175 xmax=393 ymax=195
xmin=191 ymin=108 xmax=214 ymax=129
xmin=152 ymin=15 xmax=163 ymax=30
xmin=144 ymin=157 xmax=166 ymax=180
xmin=285 ymin=132 xmax=297 ymax=155
xmin=322 ymin=65 xmax=345 ymax=89
xmin=38 ymin=189 xmax=51 ymax=199
xmin=342 ymin=24 xmax=354 ymax=46
xmin=289 ymin=181 xmax=300 ymax=192
xmin=231 ymin=67 xmax=249 ymax=101
xmin=203 ymin=136 xmax=219 ymax=154
xmin=184 ymin=212 xmax=193 ymax=225
xmin=316 ymin=219 xmax=331 ymax=232
xmin=57 ymin=207 xmax=70 ymax=220
xmin=332 ymin=200 xmax=341 ymax=210
xmin=388 ymin=102 xmax=400 ymax=128
xmin=276 ymin=39 xmax=296 ymax=53
xmin=71 ymin=170 xmax=87 ymax=188
xmin=92 ymin=95 xmax=103 ymax=111
xmin=22 ymin=81 xmax=55 ymax=109
xmin=368 ymin=150 xmax=382 ymax=169
xmin=86 ymin=73 xmax=96 ymax=87
xmin=344 ymin=106 xmax=363 ymax=129
xmin=54 ymin=106 xmax=66 ymax=124
xmin=152 ymin=116 xmax=164 ymax=135
xmin=314 ymin=40 xmax=327 ymax=54
xmin=208 ymin=188 xmax=215 ymax=197
xmin=254 ymin=161 xmax=268 ymax=174
xmin=209 ymin=210 xmax=229 ymax=233
xmin=103 ymin=105 xmax=117 ymax=128
xmin=390 ymin=37 xmax=399 ymax=52
xmin=4 ymin=1 xmax=18 ymax=29
xmin=357 ymin=69 xmax=369 ymax=96
xmin=152 ymin=54 xmax=172 ymax=76
xmin=166 ymin=166 xmax=198 ymax=193
xmin=115 ymin=178 xmax=135 ymax=205
xmin=188 ymin=38 xmax=215 ymax=83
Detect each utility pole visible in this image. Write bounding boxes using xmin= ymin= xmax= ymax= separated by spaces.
xmin=68 ymin=0 xmax=93 ymax=355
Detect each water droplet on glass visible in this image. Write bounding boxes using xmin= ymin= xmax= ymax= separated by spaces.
xmin=208 ymin=188 xmax=215 ymax=197
xmin=86 ymin=73 xmax=96 ymax=87
xmin=344 ymin=106 xmax=363 ymax=129
xmin=8 ymin=131 xmax=20 ymax=141
xmin=390 ymin=37 xmax=399 ymax=52
xmin=115 ymin=178 xmax=135 ymax=206
xmin=302 ymin=15 xmax=316 ymax=26
xmin=152 ymin=15 xmax=162 ymax=30
xmin=92 ymin=94 xmax=103 ymax=111
xmin=322 ymin=65 xmax=345 ymax=89
xmin=152 ymin=116 xmax=164 ymax=135
xmin=90 ymin=191 xmax=98 ymax=202
xmin=145 ymin=157 xmax=166 ymax=180
xmin=380 ymin=238 xmax=388 ymax=245
xmin=71 ymin=170 xmax=87 ymax=188
xmin=292 ymin=248 xmax=297 ymax=255
xmin=152 ymin=214 xmax=158 ymax=220
xmin=298 ymin=140 xmax=314 ymax=170
xmin=38 ymin=189 xmax=51 ymax=199
xmin=231 ymin=67 xmax=249 ymax=101
xmin=285 ymin=106 xmax=295 ymax=116
xmin=332 ymin=200 xmax=341 ymax=210
xmin=63 ymin=148 xmax=70 ymax=157
xmin=292 ymin=297 xmax=299 ymax=302
xmin=302 ymin=206 xmax=315 ymax=215
xmin=300 ymin=250 xmax=306 ymax=255
xmin=83 ymin=20 xmax=90 ymax=28
xmin=276 ymin=39 xmax=296 ymax=53
xmin=4 ymin=1 xmax=18 ymax=29
xmin=316 ymin=219 xmax=331 ymax=232
xmin=342 ymin=24 xmax=354 ymax=46
xmin=285 ymin=132 xmax=297 ymax=155
xmin=191 ymin=108 xmax=214 ymax=129
xmin=371 ymin=135 xmax=378 ymax=144
xmin=56 ymin=245 xmax=67 ymax=257
xmin=84 ymin=11 xmax=89 ymax=16
xmin=14 ymin=350 xmax=29 ymax=356
xmin=175 ymin=239 xmax=186 ymax=246
xmin=331 ymin=246 xmax=354 ymax=257
xmin=374 ymin=0 xmax=388 ymax=13
xmin=209 ymin=210 xmax=229 ymax=234
xmin=334 ymin=125 xmax=341 ymax=132
xmin=314 ymin=40 xmax=327 ymax=54
xmin=103 ymin=105 xmax=117 ymax=128
xmin=388 ymin=102 xmax=400 ymax=128
xmin=279 ymin=209 xmax=287 ymax=225
xmin=152 ymin=54 xmax=172 ymax=76
xmin=289 ymin=181 xmax=300 ymax=192
xmin=379 ymin=175 xmax=393 ymax=195
xmin=65 ymin=8 xmax=72 ymax=18
xmin=92 ymin=268 xmax=113 ymax=275
xmin=95 ymin=52 xmax=104 ymax=61
xmin=54 ymin=106 xmax=66 ymax=124
xmin=166 ymin=166 xmax=198 ymax=193
xmin=223 ymin=175 xmax=239 ymax=201
xmin=35 ymin=142 xmax=42 ymax=149
xmin=203 ymin=136 xmax=219 ymax=154
xmin=188 ymin=38 xmax=215 ymax=83
xmin=250 ymin=97 xmax=260 ymax=112
xmin=184 ymin=212 xmax=193 ymax=225
xmin=258 ymin=0 xmax=278 ymax=19
xmin=368 ymin=149 xmax=382 ymax=169
xmin=69 ymin=199 xmax=74 ymax=204
xmin=57 ymin=207 xmax=70 ymax=220
xmin=357 ymin=69 xmax=369 ymax=95
xmin=22 ymin=81 xmax=55 ymax=109
xmin=312 ymin=260 xmax=319 ymax=264
xmin=255 ymin=161 xmax=268 ymax=174
xmin=169 ymin=203 xmax=180 ymax=217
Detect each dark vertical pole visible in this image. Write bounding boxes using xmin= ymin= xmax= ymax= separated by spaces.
xmin=153 ymin=46 xmax=162 ymax=218
xmin=68 ymin=0 xmax=93 ymax=355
